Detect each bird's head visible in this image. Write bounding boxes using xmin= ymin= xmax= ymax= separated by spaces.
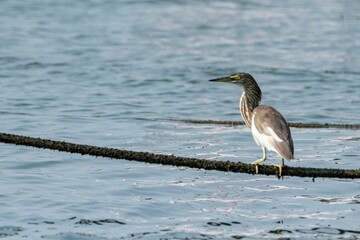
xmin=209 ymin=72 xmax=255 ymax=87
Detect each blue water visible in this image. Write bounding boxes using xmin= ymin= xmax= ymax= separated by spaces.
xmin=1 ymin=0 xmax=360 ymax=239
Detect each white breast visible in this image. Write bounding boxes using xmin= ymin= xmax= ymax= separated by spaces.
xmin=250 ymin=114 xmax=283 ymax=155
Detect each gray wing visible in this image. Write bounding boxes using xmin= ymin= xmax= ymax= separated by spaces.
xmin=252 ymin=105 xmax=294 ymax=159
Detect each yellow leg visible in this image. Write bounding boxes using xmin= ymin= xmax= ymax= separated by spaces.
xmin=272 ymin=158 xmax=285 ymax=177
xmin=251 ymin=146 xmax=266 ymax=174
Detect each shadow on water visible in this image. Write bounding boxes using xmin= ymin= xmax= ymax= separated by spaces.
xmin=5 ymin=217 xmax=359 ymax=239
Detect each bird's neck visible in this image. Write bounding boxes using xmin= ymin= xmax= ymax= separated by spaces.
xmin=239 ymin=86 xmax=262 ymax=127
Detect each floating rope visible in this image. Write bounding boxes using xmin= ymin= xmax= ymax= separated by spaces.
xmin=1 ymin=132 xmax=359 ymax=179
xmin=165 ymin=119 xmax=360 ymax=129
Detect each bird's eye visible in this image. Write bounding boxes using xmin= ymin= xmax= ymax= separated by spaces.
xmin=230 ymin=75 xmax=240 ymax=80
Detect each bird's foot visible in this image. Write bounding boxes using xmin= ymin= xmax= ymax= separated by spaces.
xmin=251 ymin=163 xmax=259 ymax=174
xmin=251 ymin=158 xmax=266 ymax=174
xmin=272 ymin=163 xmax=285 ymax=179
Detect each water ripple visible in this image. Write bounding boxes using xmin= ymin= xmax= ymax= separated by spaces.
xmin=1 ymin=0 xmax=360 ymax=239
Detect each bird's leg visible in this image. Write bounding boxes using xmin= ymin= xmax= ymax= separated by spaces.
xmin=272 ymin=158 xmax=285 ymax=178
xmin=251 ymin=146 xmax=266 ymax=174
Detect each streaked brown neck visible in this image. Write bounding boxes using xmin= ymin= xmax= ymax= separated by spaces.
xmin=239 ymin=82 xmax=262 ymax=127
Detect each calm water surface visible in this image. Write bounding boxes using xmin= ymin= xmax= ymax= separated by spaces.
xmin=0 ymin=0 xmax=359 ymax=239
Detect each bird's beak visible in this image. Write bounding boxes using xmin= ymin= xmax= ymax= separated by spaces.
xmin=209 ymin=76 xmax=233 ymax=83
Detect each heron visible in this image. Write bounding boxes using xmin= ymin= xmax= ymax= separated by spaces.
xmin=209 ymin=72 xmax=294 ymax=176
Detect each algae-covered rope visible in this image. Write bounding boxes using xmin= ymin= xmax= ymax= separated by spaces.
xmin=165 ymin=119 xmax=360 ymax=129
xmin=1 ymin=132 xmax=359 ymax=179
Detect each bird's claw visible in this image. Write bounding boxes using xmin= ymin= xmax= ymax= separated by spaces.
xmin=251 ymin=158 xmax=266 ymax=174
xmin=272 ymin=164 xmax=284 ymax=179
xmin=251 ymin=163 xmax=259 ymax=174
